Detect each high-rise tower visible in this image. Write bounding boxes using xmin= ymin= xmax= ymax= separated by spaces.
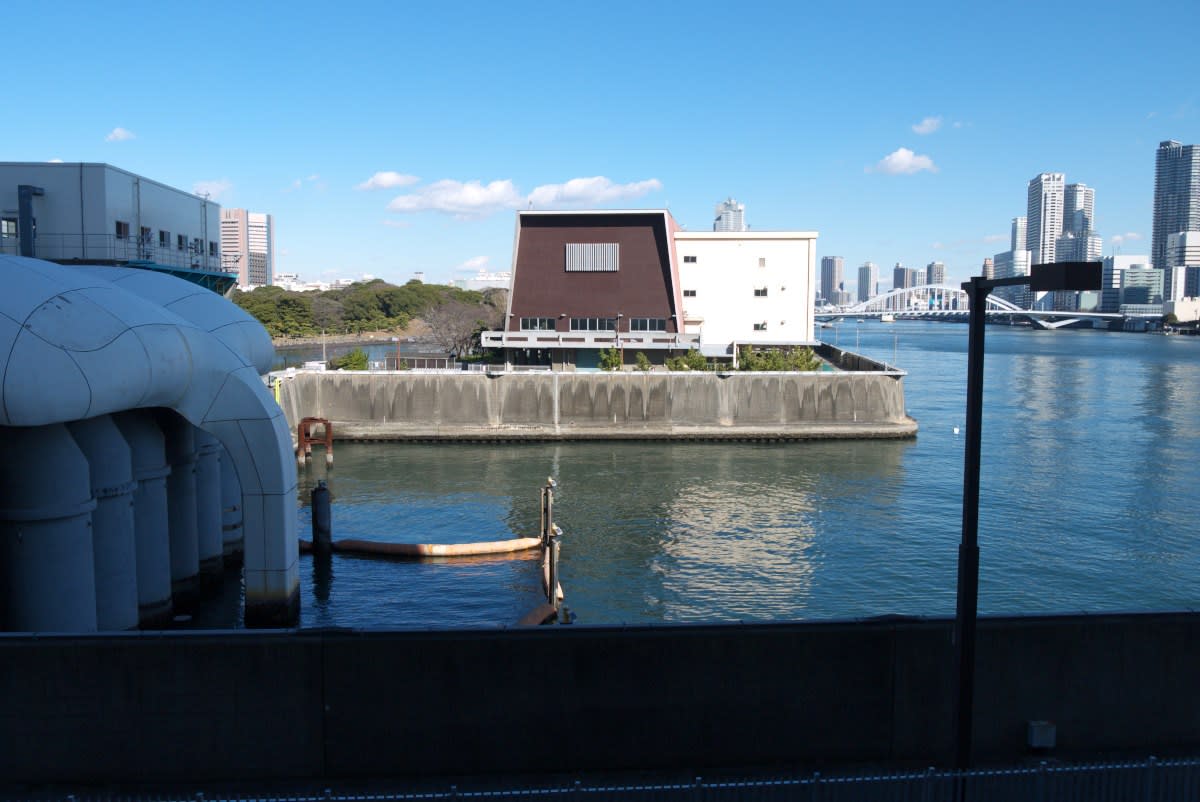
xmin=1152 ymin=141 xmax=1200 ymax=298
xmin=1026 ymin=173 xmax=1065 ymax=265
xmin=220 ymin=208 xmax=275 ymax=288
xmin=857 ymin=262 xmax=878 ymax=302
xmin=712 ymin=198 xmax=746 ymax=232
xmin=820 ymin=256 xmax=844 ymax=304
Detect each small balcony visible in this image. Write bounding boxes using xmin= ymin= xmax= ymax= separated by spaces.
xmin=481 ymin=330 xmax=702 ymax=351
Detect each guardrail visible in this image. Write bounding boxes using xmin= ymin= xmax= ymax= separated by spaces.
xmin=35 ymin=755 xmax=1200 ymax=800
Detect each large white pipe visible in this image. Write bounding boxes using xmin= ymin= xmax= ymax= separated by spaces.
xmin=158 ymin=412 xmax=199 ymax=608
xmin=194 ymin=428 xmax=224 ymax=582
xmin=0 ymin=256 xmax=299 ymax=627
xmin=67 ymin=415 xmax=139 ymax=630
xmin=113 ymin=411 xmax=173 ymax=626
xmin=0 ymin=424 xmax=98 ymax=631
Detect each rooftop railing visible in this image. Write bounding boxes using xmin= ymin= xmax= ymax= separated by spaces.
xmin=0 ymin=232 xmax=233 ymax=273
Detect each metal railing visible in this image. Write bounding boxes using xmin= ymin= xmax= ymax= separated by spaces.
xmin=25 ymin=755 xmax=1200 ymax=801
xmin=1 ymin=232 xmax=231 ymax=273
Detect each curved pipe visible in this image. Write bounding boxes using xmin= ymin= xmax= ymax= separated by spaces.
xmin=0 ymin=256 xmax=297 ymax=626
xmin=299 ymin=537 xmax=541 ymax=558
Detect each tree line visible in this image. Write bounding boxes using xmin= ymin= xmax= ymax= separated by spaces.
xmin=232 ymin=279 xmax=506 ymax=351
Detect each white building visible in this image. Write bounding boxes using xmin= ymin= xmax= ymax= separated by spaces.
xmin=1165 ymin=231 xmax=1200 ymax=300
xmin=1027 ymin=173 xmax=1065 ymax=265
xmin=449 ymin=269 xmax=512 ymax=291
xmin=1152 ymin=141 xmax=1200 ymax=273
xmin=712 ymin=198 xmax=746 ymax=232
xmin=0 ymin=162 xmax=227 ymax=289
xmin=676 ymin=229 xmax=817 ymax=354
xmin=993 ymin=248 xmax=1034 ymax=307
xmin=220 ymin=208 xmax=274 ymax=288
xmin=925 ymin=261 xmax=946 ymax=285
xmin=1100 ymin=255 xmax=1149 ymax=313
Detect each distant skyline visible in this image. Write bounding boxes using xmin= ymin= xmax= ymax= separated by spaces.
xmin=5 ymin=0 xmax=1197 ymax=295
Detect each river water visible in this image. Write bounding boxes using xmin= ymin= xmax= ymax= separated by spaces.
xmin=205 ymin=322 xmax=1200 ymax=629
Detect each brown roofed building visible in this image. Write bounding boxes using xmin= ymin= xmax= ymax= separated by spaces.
xmin=484 ymin=210 xmax=699 ymax=369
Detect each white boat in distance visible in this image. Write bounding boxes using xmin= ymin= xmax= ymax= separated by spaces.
xmin=881 ymin=313 xmax=896 ymax=323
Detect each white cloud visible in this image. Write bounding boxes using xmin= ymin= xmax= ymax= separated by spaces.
xmin=457 ymin=256 xmax=490 ymax=272
xmin=357 ymin=171 xmax=420 ymax=191
xmin=105 ymin=127 xmax=136 ymax=142
xmin=932 ymin=241 xmax=945 ymax=250
xmin=912 ymin=116 xmax=942 ymax=135
xmin=193 ymin=178 xmax=233 ymax=200
xmin=381 ymin=219 xmax=411 ymax=229
xmin=527 ymin=176 xmax=663 ymax=207
xmin=384 ymin=175 xmax=664 ymax=219
xmin=1110 ymin=232 xmax=1143 ymax=246
xmin=48 ymin=158 xmax=63 ymax=163
xmin=388 ymin=179 xmax=524 ymax=218
xmin=870 ymin=148 xmax=938 ymax=175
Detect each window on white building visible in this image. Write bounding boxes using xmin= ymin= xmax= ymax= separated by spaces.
xmin=520 ymin=317 xmax=556 ymax=331
xmin=754 ymin=287 xmax=768 ymax=297
xmin=0 ymin=219 xmax=16 ymax=238
xmin=683 ymin=289 xmax=696 ymax=297
xmin=758 ymin=257 xmax=767 ymax=267
xmin=683 ymin=255 xmax=697 ymax=263
xmin=159 ymin=230 xmax=170 ymax=247
xmin=753 ymin=322 xmax=767 ymax=331
xmin=209 ymin=241 xmax=218 ymax=257
xmin=177 ymin=234 xmax=186 ymax=251
xmin=115 ymin=221 xmax=130 ymax=240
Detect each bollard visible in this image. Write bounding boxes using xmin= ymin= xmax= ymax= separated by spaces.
xmin=311 ymin=480 xmax=332 ymax=557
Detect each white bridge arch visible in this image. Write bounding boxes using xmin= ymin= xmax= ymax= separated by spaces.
xmin=824 ymin=284 xmax=1128 ymax=330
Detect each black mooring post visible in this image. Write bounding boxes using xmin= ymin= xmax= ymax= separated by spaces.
xmin=953 ymin=278 xmax=990 ymax=771
xmin=311 ymin=479 xmax=332 ymax=557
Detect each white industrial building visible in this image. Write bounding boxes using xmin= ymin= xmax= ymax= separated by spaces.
xmin=0 ymin=162 xmax=231 ymax=292
xmin=676 ymin=229 xmax=818 ymax=355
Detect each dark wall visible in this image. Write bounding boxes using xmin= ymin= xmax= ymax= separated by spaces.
xmin=509 ymin=213 xmax=678 ymax=333
xmin=3 ymin=612 xmax=1199 ymax=786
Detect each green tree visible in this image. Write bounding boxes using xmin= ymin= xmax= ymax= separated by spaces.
xmin=666 ymin=349 xmax=708 ymax=371
xmin=599 ymin=347 xmax=623 ymax=371
xmin=635 ymin=352 xmax=652 ymax=371
xmin=331 ymin=347 xmax=369 ymax=371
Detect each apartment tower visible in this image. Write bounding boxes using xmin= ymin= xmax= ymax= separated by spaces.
xmin=1152 ymin=141 xmax=1200 ymax=300
xmin=1027 ymin=173 xmax=1065 ymax=265
xmin=220 ymin=208 xmax=275 ymax=288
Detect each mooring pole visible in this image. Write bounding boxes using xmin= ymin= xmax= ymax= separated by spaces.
xmin=311 ymin=479 xmax=332 ymax=557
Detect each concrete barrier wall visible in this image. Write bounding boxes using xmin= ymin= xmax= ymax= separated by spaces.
xmin=3 ymin=612 xmax=1200 ymax=785
xmin=277 ymin=371 xmax=916 ymax=440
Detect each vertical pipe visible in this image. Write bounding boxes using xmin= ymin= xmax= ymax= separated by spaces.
xmin=194 ymin=429 xmax=224 ymax=583
xmin=219 ymin=445 xmax=244 ymax=568
xmin=67 ymin=416 xmax=139 ymax=631
xmin=113 ymin=411 xmax=173 ymax=627
xmin=0 ymin=424 xmax=98 ymax=632
xmin=953 ymin=278 xmax=989 ymax=770
xmin=157 ymin=411 xmax=200 ymax=610
xmin=548 ymin=532 xmax=561 ymax=611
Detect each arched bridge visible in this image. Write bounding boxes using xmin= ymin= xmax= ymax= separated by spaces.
xmin=818 ymin=284 xmax=1137 ymax=330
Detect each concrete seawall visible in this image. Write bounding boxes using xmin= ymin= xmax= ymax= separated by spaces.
xmin=277 ymin=369 xmax=917 ymax=441
xmin=3 ymin=612 xmax=1199 ymax=785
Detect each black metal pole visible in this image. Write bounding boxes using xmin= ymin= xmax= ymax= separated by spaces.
xmin=953 ymin=278 xmax=989 ymax=770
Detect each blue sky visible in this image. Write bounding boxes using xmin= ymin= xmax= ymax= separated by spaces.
xmin=7 ymin=0 xmax=1198 ymax=292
